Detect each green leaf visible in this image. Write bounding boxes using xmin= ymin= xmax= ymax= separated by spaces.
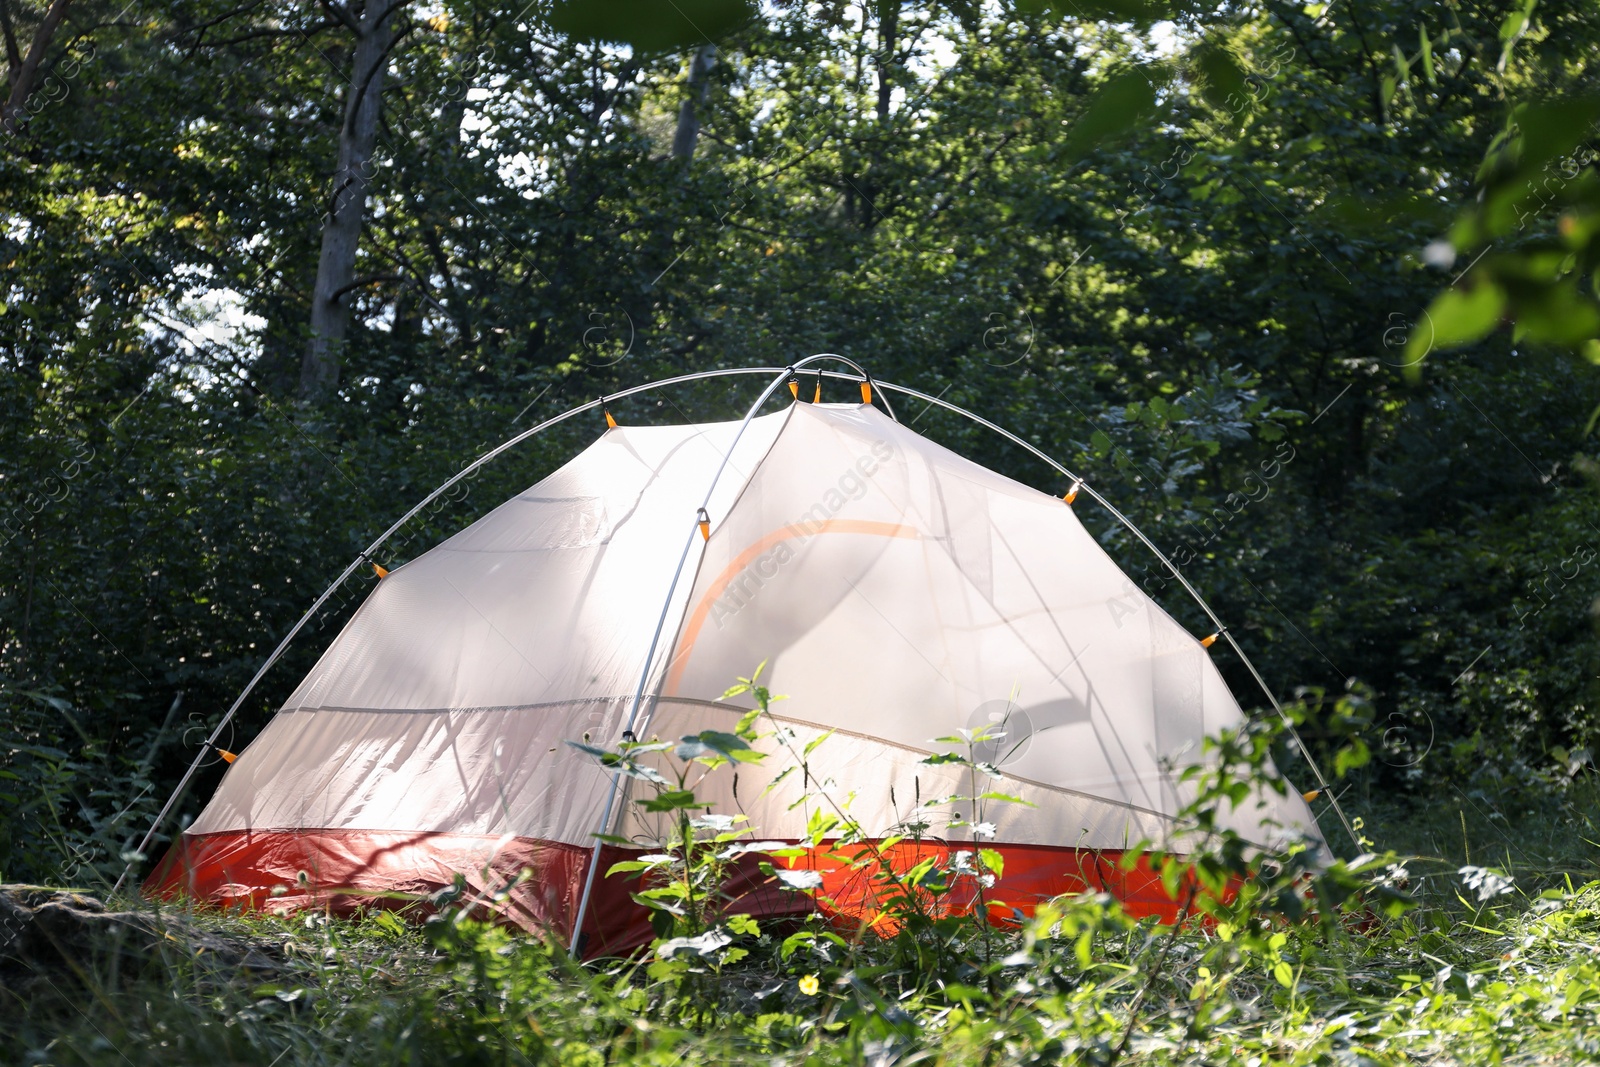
xmin=976 ymin=791 xmax=1033 ymax=806
xmin=1061 ymin=69 xmax=1159 ymax=159
xmin=1511 ymin=280 xmax=1600 ymax=345
xmin=642 ymin=789 xmax=702 ymax=813
xmin=1193 ymin=42 xmax=1248 ymax=112
xmin=637 ymin=884 xmax=689 ymax=901
xmin=606 ymin=859 xmax=661 ymax=875
xmin=548 ymin=0 xmax=755 ymax=53
xmin=1041 ymin=0 xmax=1165 ymax=24
xmin=565 ymin=743 xmax=670 ymax=784
xmin=1516 ymin=96 xmax=1600 ymax=175
xmin=676 ymin=730 xmax=765 ymax=764
xmin=735 ymin=706 xmax=762 ymax=737
xmin=1404 ymin=283 xmax=1506 ymax=371
xmin=780 ymin=930 xmax=815 ymax=959
xmin=978 ymin=848 xmax=1005 ymax=879
xmin=1499 ymin=0 xmax=1532 ymax=43
xmin=905 ymin=857 xmax=947 ymax=890
xmin=1334 ymin=738 xmax=1371 ymax=778
xmin=806 ymin=809 xmax=841 ymax=845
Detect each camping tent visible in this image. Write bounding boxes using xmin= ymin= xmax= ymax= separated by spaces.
xmin=147 ymin=383 xmax=1325 ymax=955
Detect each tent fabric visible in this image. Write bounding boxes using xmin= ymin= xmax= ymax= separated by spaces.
xmin=147 ymin=399 xmax=1324 ymax=951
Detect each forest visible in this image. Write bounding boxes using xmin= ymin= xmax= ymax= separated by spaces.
xmin=4 ymin=0 xmax=1600 ymax=1062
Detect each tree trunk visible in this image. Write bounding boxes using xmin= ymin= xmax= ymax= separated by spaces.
xmin=302 ymin=0 xmax=404 ymax=403
xmin=875 ymin=1 xmax=897 ymax=124
xmin=670 ymin=43 xmax=716 ymax=161
xmin=2 ymin=0 xmax=73 ymax=135
xmin=1 ymin=0 xmax=26 ymax=81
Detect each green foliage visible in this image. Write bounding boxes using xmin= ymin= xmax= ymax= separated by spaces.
xmin=3 ymin=0 xmax=1599 ymax=876
xmin=21 ymin=671 xmax=1600 ymax=1065
xmin=551 ymin=0 xmax=756 ymax=52
xmin=0 ymin=681 xmax=167 ymax=885
xmin=5 ymin=0 xmax=1600 ymax=1058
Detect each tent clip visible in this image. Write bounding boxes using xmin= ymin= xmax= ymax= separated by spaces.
xmin=1200 ymin=626 xmax=1228 ymax=649
xmin=601 ymin=396 xmax=617 ymax=429
xmin=1063 ymin=478 xmax=1083 ymax=506
xmin=697 ymin=508 xmax=711 ymax=541
xmin=788 ymin=375 xmax=800 ymax=399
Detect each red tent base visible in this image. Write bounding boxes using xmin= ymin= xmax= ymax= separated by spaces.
xmin=145 ymin=830 xmax=1194 ymax=958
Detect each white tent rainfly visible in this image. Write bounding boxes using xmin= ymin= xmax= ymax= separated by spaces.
xmin=144 ymin=360 xmax=1331 ymax=956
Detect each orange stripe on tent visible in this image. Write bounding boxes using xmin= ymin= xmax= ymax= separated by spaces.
xmin=663 ymin=519 xmax=920 ymax=694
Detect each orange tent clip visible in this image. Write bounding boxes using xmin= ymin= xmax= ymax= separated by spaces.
xmin=788 ymin=377 xmax=800 ymax=399
xmin=1063 ymin=479 xmax=1082 ymax=506
xmin=217 ymin=749 xmax=238 ymax=764
xmin=1200 ymin=629 xmax=1225 ymax=649
xmin=697 ymin=508 xmax=711 ymax=541
xmin=859 ymin=380 xmax=872 ymax=405
xmin=372 ymin=562 xmax=389 ymax=578
xmin=813 ymin=379 xmax=822 ymax=403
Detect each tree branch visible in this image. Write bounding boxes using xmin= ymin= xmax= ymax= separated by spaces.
xmin=2 ymin=0 xmax=74 ymax=135
xmin=329 ymin=273 xmax=402 ymax=301
xmin=0 ymin=0 xmax=23 ymax=82
xmin=316 ymin=0 xmax=360 ymax=34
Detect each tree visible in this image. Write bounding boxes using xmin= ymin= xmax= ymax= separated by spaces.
xmin=303 ymin=0 xmax=410 ymax=402
xmin=671 ymin=44 xmax=716 ymax=160
xmin=1 ymin=0 xmax=72 ymax=134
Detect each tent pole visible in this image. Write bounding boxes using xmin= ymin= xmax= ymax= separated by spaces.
xmin=570 ymin=364 xmax=800 ymax=956
xmin=840 ymin=375 xmax=1358 ymax=850
xmin=801 ymin=353 xmax=898 ymax=421
xmin=567 ymin=353 xmax=888 ymax=955
xmin=114 ymin=366 xmax=796 ymax=897
xmin=124 ymin=357 xmax=1352 ymax=924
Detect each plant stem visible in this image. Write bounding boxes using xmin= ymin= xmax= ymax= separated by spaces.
xmin=1107 ymin=881 xmax=1199 ymax=1067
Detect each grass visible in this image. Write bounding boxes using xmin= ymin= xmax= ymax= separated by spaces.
xmin=6 ymin=787 xmax=1600 ymax=1067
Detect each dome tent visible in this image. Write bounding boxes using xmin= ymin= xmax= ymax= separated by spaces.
xmin=144 ymin=362 xmax=1331 ymax=956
